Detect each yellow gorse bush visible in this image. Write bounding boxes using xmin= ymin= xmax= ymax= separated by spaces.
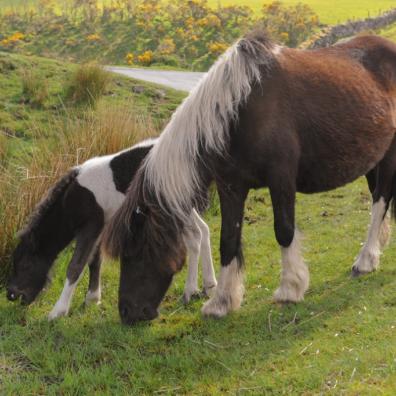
xmin=1 ymin=32 xmax=25 ymax=47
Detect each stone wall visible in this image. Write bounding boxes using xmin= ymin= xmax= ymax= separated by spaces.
xmin=302 ymin=9 xmax=396 ymax=49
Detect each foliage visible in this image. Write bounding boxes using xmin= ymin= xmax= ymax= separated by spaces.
xmin=260 ymin=1 xmax=319 ymax=47
xmin=0 ymin=1 xmax=320 ymax=70
xmin=65 ymin=63 xmax=110 ymax=106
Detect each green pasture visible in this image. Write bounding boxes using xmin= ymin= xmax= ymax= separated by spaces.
xmin=1 ymin=177 xmax=396 ymax=394
xmin=1 ymin=0 xmax=395 ymax=25
xmin=210 ymin=0 xmax=396 ymax=24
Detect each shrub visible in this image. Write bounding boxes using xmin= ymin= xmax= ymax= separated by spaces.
xmin=259 ymin=1 xmax=320 ymax=47
xmin=65 ymin=63 xmax=110 ymax=106
xmin=21 ymin=69 xmax=49 ymax=108
xmin=0 ymin=103 xmax=157 ymax=283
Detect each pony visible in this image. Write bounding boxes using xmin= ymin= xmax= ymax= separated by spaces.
xmin=102 ymin=31 xmax=396 ymax=325
xmin=6 ymin=138 xmax=217 ymax=320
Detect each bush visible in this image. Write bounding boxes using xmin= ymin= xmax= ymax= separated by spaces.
xmin=259 ymin=1 xmax=320 ymax=47
xmin=21 ymin=69 xmax=49 ymax=108
xmin=65 ymin=63 xmax=110 ymax=106
xmin=0 ymin=102 xmax=157 ymax=283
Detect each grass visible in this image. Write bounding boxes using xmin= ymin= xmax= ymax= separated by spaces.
xmin=0 ymin=51 xmax=184 ymax=142
xmin=2 ymin=0 xmax=395 ymax=24
xmin=211 ymin=1 xmax=396 ymax=24
xmin=1 ymin=178 xmax=396 ymax=393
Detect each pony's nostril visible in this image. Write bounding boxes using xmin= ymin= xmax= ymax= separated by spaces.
xmin=7 ymin=289 xmax=19 ymax=302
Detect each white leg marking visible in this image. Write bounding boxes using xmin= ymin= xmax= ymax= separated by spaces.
xmin=85 ymin=286 xmax=101 ymax=305
xmin=192 ymin=209 xmax=217 ymax=296
xmin=379 ymin=213 xmax=391 ymax=250
xmin=48 ymin=278 xmax=78 ymax=320
xmin=273 ymin=232 xmax=309 ymax=303
xmin=183 ymin=227 xmax=202 ymax=304
xmin=201 ymin=257 xmax=243 ymax=318
xmin=353 ymin=198 xmax=387 ymax=274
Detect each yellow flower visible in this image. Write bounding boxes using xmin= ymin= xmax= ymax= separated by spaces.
xmin=137 ymin=50 xmax=154 ymax=66
xmin=208 ymin=42 xmax=228 ymax=55
xmin=86 ymin=34 xmax=101 ymax=42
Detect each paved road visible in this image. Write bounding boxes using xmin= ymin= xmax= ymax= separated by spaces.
xmin=105 ymin=66 xmax=206 ymax=92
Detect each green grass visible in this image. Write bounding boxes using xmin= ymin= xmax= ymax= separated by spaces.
xmin=211 ymin=1 xmax=396 ymax=24
xmin=1 ymin=178 xmax=396 ymax=394
xmin=0 ymin=51 xmax=184 ymax=151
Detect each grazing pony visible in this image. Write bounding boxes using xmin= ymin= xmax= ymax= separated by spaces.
xmin=102 ymin=31 xmax=396 ymax=325
xmin=7 ymin=139 xmax=217 ymax=320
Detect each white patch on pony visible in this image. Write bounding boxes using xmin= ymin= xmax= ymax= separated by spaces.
xmin=77 ymin=138 xmax=157 ymax=221
xmin=143 ymin=38 xmax=274 ymax=222
xmin=273 ymin=233 xmax=309 ymax=303
xmin=379 ymin=213 xmax=391 ymax=249
xmin=77 ymin=155 xmax=126 ymax=221
xmin=48 ymin=279 xmax=78 ymax=320
xmin=353 ymin=197 xmax=387 ymax=274
xmin=201 ymin=257 xmax=243 ymax=318
xmin=85 ymin=286 xmax=101 ymax=305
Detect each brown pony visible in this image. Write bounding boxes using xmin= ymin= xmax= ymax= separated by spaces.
xmin=102 ymin=31 xmax=396 ymax=325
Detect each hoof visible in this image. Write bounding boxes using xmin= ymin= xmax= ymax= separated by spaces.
xmin=352 ymin=250 xmax=379 ymax=276
xmin=201 ymin=297 xmax=229 ymax=319
xmin=48 ymin=307 xmax=69 ymax=321
xmin=273 ymin=286 xmax=305 ymax=303
xmin=85 ymin=289 xmax=101 ymax=305
xmin=351 ymin=265 xmax=375 ymax=278
xmin=203 ymin=284 xmax=217 ymax=298
xmin=182 ymin=289 xmax=202 ymax=304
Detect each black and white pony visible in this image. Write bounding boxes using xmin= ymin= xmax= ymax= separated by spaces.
xmin=103 ymin=31 xmax=396 ymax=325
xmin=7 ymin=139 xmax=217 ymax=320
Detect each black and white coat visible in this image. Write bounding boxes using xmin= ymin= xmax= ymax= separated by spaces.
xmin=8 ymin=138 xmax=217 ymax=319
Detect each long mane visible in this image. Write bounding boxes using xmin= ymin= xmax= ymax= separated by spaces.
xmin=102 ymin=31 xmax=278 ymax=258
xmin=18 ymin=169 xmax=79 ymax=245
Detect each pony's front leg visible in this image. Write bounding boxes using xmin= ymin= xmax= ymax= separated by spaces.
xmin=48 ymin=228 xmax=100 ymax=320
xmin=183 ymin=225 xmax=202 ymax=304
xmin=202 ymin=185 xmax=248 ymax=318
xmin=191 ymin=209 xmax=217 ymax=296
xmin=85 ymin=247 xmax=102 ymax=305
xmin=270 ymin=180 xmax=309 ymax=303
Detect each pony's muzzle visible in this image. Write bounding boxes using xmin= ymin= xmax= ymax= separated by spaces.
xmin=119 ymin=300 xmax=159 ymax=325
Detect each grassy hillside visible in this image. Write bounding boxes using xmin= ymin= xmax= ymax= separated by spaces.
xmin=0 ymin=51 xmax=183 ymax=152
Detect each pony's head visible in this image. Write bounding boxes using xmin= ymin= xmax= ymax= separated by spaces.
xmin=7 ymin=169 xmax=78 ymax=305
xmin=7 ymin=233 xmax=53 ymax=305
xmin=102 ymin=172 xmax=187 ymax=325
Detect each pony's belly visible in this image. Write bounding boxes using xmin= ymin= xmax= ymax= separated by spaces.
xmin=296 ymin=142 xmax=389 ymax=193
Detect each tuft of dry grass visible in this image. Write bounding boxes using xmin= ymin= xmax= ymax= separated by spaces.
xmin=21 ymin=69 xmax=49 ymax=108
xmin=65 ymin=63 xmax=110 ymax=107
xmin=0 ymin=102 xmax=157 ymax=282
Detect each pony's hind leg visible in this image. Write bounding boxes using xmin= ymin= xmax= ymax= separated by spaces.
xmin=85 ymin=247 xmax=102 ymax=305
xmin=48 ymin=226 xmax=101 ymax=320
xmin=201 ymin=184 xmax=247 ymax=318
xmin=270 ymin=175 xmax=309 ymax=303
xmin=352 ymin=142 xmax=396 ymax=276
